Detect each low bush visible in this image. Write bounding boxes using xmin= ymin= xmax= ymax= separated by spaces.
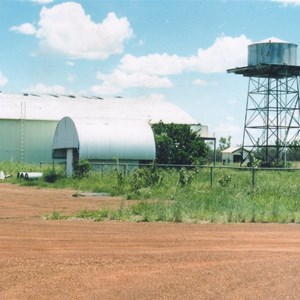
xmin=73 ymin=159 xmax=91 ymax=178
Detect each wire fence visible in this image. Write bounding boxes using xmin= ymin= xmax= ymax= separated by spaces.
xmin=42 ymin=160 xmax=300 ymax=190
xmin=139 ymin=164 xmax=300 ymax=189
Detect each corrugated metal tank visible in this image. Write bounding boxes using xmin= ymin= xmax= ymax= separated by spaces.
xmin=248 ymin=42 xmax=297 ymax=66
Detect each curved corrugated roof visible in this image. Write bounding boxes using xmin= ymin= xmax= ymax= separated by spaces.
xmin=53 ymin=117 xmax=156 ymax=161
xmin=0 ymin=93 xmax=196 ymax=125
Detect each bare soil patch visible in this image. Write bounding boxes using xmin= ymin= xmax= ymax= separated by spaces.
xmin=1 ymin=183 xmax=300 ymax=299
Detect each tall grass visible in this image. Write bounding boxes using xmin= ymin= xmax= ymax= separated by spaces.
xmin=2 ymin=161 xmax=300 ymax=223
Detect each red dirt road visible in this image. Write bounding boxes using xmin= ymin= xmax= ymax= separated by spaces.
xmin=1 ymin=183 xmax=300 ymax=299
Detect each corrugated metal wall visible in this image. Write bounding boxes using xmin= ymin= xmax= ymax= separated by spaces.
xmin=0 ymin=120 xmax=20 ymax=161
xmin=0 ymin=119 xmax=57 ymax=162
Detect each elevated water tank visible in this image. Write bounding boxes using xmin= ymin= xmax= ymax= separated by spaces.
xmin=248 ymin=41 xmax=297 ymax=66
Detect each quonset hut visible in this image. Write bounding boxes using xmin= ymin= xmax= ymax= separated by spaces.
xmin=0 ymin=93 xmax=202 ymax=164
xmin=53 ymin=117 xmax=156 ymax=176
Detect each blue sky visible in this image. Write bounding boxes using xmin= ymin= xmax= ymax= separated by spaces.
xmin=1 ymin=0 xmax=300 ymax=145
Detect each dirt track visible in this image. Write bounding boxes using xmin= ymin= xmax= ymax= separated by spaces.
xmin=1 ymin=183 xmax=300 ymax=299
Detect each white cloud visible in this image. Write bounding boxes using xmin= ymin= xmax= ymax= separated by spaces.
xmin=189 ymin=34 xmax=251 ymax=73
xmin=119 ymin=53 xmax=187 ymax=76
xmin=192 ymin=79 xmax=208 ymax=86
xmin=272 ymin=0 xmax=300 ymax=6
xmin=67 ymin=74 xmax=75 ymax=82
xmin=66 ymin=61 xmax=75 ymax=67
xmin=118 ymin=35 xmax=251 ymax=77
xmin=37 ymin=3 xmax=132 ymax=59
xmin=26 ymin=83 xmax=66 ymax=94
xmin=96 ymin=70 xmax=172 ymax=89
xmin=227 ymin=98 xmax=238 ymax=105
xmin=12 ymin=2 xmax=133 ymax=60
xmin=91 ymin=70 xmax=172 ymax=95
xmin=214 ymin=123 xmax=242 ymax=146
xmin=31 ymin=0 xmax=53 ymax=4
xmin=226 ymin=116 xmax=235 ymax=122
xmin=214 ymin=114 xmax=243 ymax=146
xmin=10 ymin=23 xmax=37 ymax=35
xmin=92 ymin=34 xmax=250 ymax=93
xmin=0 ymin=72 xmax=8 ymax=87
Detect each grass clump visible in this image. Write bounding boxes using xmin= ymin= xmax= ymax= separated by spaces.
xmin=45 ymin=211 xmax=68 ymax=220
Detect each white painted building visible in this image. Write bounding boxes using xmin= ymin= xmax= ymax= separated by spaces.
xmin=222 ymin=147 xmax=249 ymax=164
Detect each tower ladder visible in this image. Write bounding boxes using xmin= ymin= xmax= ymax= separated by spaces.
xmin=20 ymin=101 xmax=26 ymax=162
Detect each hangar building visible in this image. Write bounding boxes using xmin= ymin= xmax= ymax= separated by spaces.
xmin=0 ymin=93 xmax=203 ymax=164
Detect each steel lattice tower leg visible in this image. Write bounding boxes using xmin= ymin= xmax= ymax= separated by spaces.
xmin=242 ymin=76 xmax=300 ymax=166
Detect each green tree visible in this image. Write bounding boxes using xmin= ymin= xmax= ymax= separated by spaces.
xmin=152 ymin=122 xmax=209 ymax=165
xmin=213 ymin=136 xmax=232 ymax=162
xmin=286 ymin=140 xmax=300 ymax=161
xmin=218 ymin=136 xmax=231 ymax=151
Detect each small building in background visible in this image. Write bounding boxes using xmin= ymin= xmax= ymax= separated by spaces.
xmin=222 ymin=147 xmax=249 ymax=164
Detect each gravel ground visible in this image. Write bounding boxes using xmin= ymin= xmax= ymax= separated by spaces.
xmin=1 ymin=183 xmax=300 ymax=299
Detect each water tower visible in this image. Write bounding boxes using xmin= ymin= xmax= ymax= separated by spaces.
xmin=227 ymin=39 xmax=300 ymax=166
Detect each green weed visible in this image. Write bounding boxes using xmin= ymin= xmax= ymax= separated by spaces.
xmin=2 ymin=161 xmax=300 ymax=224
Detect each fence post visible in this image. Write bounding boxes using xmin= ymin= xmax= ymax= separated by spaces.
xmin=210 ymin=166 xmax=213 ymax=188
xmin=252 ymin=167 xmax=255 ymax=189
xmin=123 ymin=164 xmax=126 ymax=177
